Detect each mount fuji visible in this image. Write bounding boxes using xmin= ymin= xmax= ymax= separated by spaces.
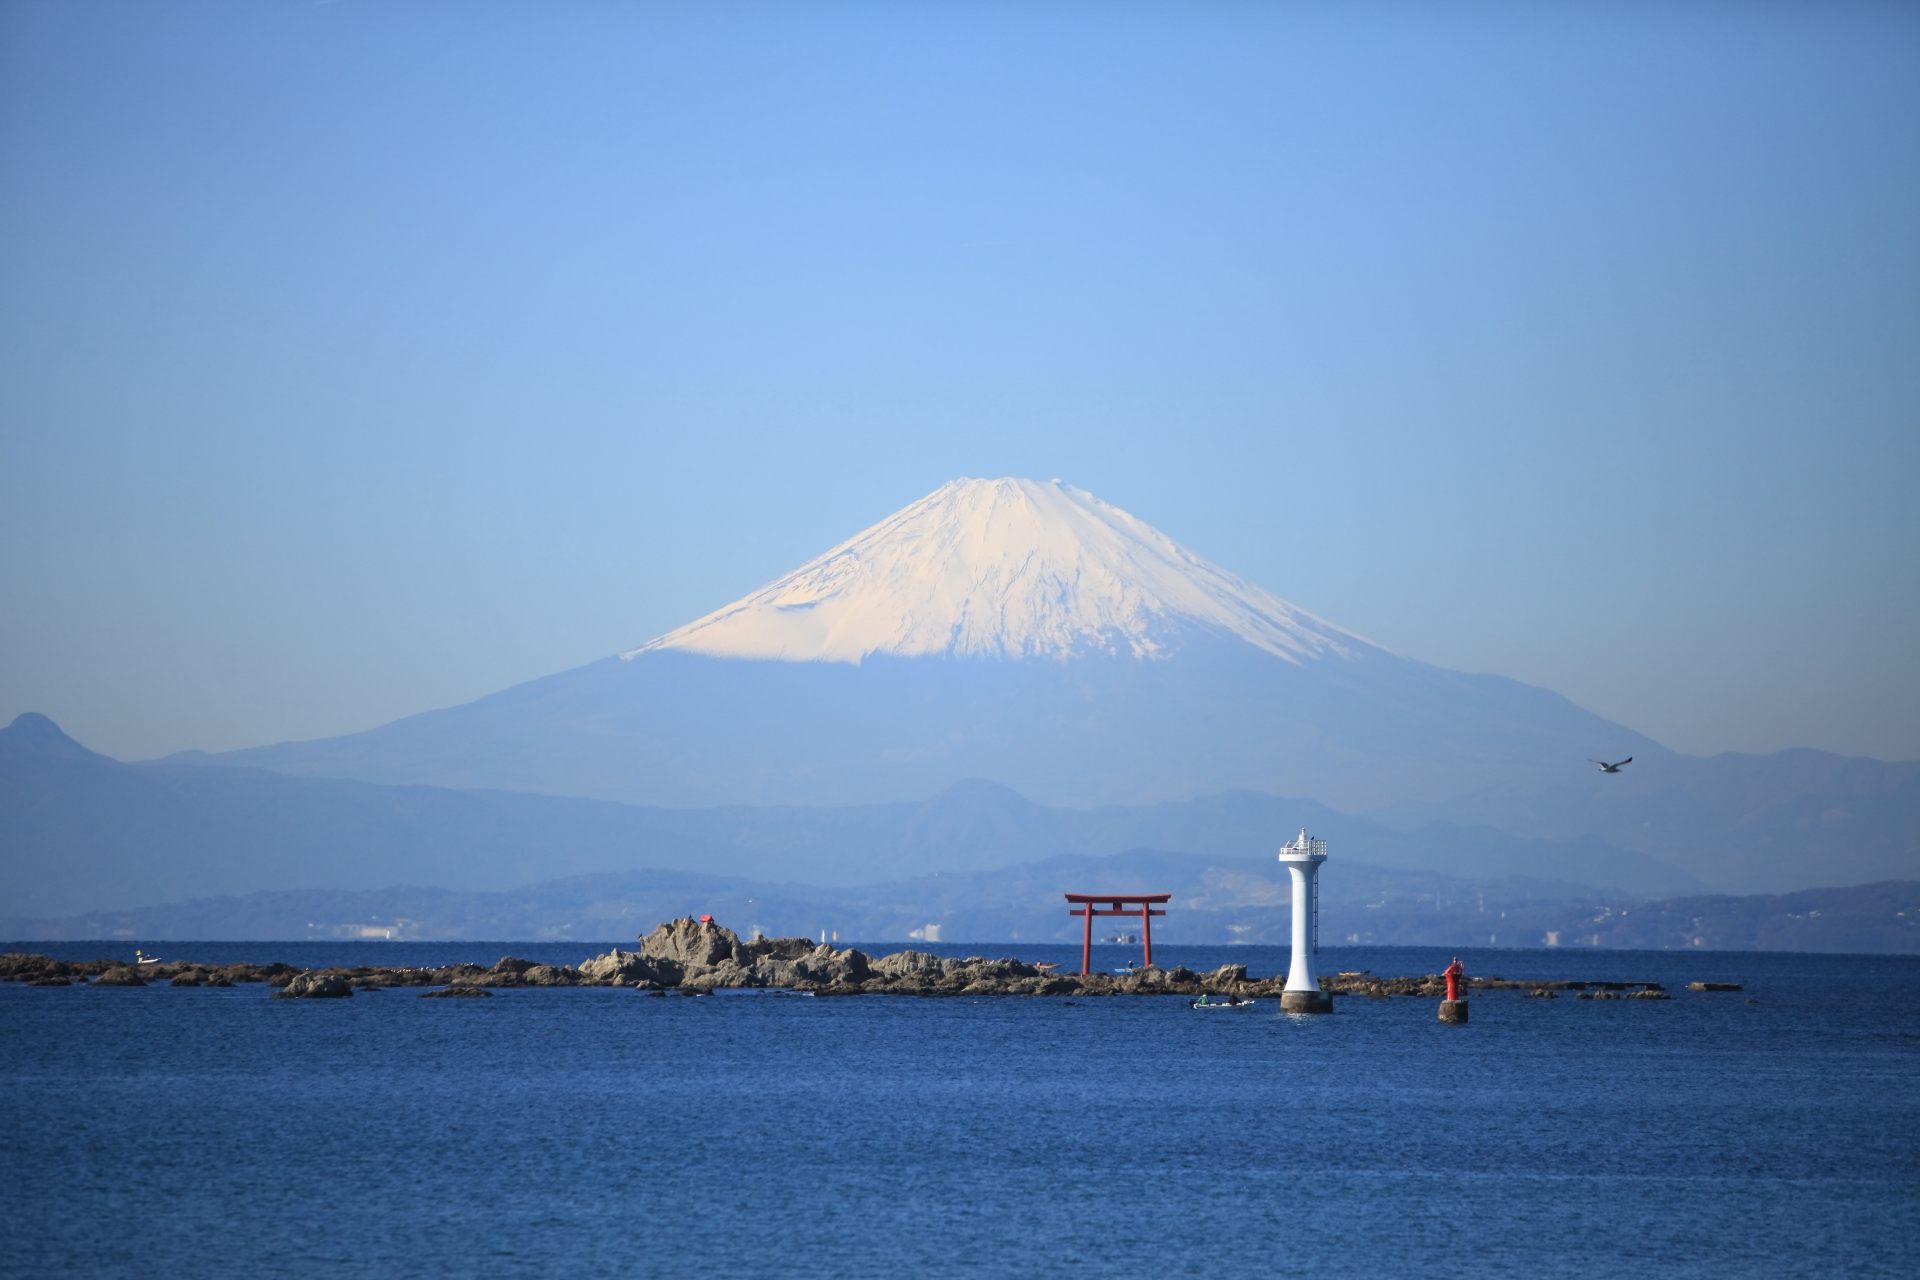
xmin=187 ymin=477 xmax=1916 ymax=890
xmin=203 ymin=477 xmax=1654 ymax=810
xmin=632 ymin=477 xmax=1368 ymax=665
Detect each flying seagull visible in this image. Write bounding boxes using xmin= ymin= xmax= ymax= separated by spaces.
xmin=1588 ymin=757 xmax=1633 ymax=773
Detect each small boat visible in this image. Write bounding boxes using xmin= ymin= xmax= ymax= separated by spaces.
xmin=134 ymin=950 xmax=161 ymax=966
xmin=1190 ymin=997 xmax=1257 ymax=1010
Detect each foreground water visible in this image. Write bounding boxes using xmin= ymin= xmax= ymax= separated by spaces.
xmin=4 ymin=944 xmax=1916 ymax=1279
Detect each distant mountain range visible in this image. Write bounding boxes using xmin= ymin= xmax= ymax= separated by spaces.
xmin=186 ymin=480 xmax=1671 ymax=816
xmin=162 ymin=478 xmax=1915 ymax=893
xmin=4 ymin=477 xmax=1914 ymax=938
xmin=7 ymin=849 xmax=1913 ymax=955
xmin=4 ymin=711 xmax=1917 ymax=951
xmin=2 ymin=711 xmax=1694 ymax=921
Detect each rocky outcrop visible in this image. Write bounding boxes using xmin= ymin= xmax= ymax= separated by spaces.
xmin=276 ymin=971 xmax=353 ymax=999
xmin=474 ymin=957 xmax=581 ymax=987
xmin=577 ymin=948 xmax=655 ymax=985
xmin=872 ymin=950 xmax=952 ymax=980
xmin=0 ymin=937 xmax=1691 ymax=1003
xmin=422 ymin=986 xmax=492 ymax=998
xmin=521 ymin=964 xmax=579 ymax=986
xmin=639 ymin=917 xmax=742 ymax=984
xmin=1 ymin=953 xmax=83 ymax=983
xmin=582 ymin=919 xmax=860 ymax=991
xmin=793 ymin=944 xmax=874 ymax=985
xmin=430 ymin=964 xmax=487 ymax=986
xmin=1202 ymin=964 xmax=1246 ymax=990
xmin=91 ymin=966 xmax=147 ymax=987
xmin=680 ymin=943 xmax=875 ymax=992
xmin=739 ymin=935 xmax=817 ymax=965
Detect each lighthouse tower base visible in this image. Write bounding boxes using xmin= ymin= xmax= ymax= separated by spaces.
xmin=1281 ymin=989 xmax=1333 ymax=1014
xmin=1438 ymin=999 xmax=1469 ymax=1024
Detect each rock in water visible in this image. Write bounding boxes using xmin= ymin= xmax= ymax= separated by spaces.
xmin=642 ymin=917 xmax=741 ymax=970
xmin=633 ymin=916 xmax=743 ymax=985
xmin=871 ymin=950 xmax=953 ymax=980
xmin=1206 ymin=963 xmax=1250 ymax=987
xmin=275 ymin=972 xmax=353 ymax=999
xmin=797 ymin=944 xmax=873 ymax=985
xmin=479 ymin=957 xmax=581 ymax=986
xmin=521 ymin=964 xmax=579 ymax=986
xmin=577 ymin=948 xmax=654 ymax=985
xmin=92 ymin=966 xmax=147 ymax=987
xmin=421 ymin=986 xmax=492 ymax=998
xmin=0 ymin=954 xmax=79 ymax=983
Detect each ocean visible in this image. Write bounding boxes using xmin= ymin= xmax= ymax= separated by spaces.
xmin=3 ymin=942 xmax=1916 ymax=1278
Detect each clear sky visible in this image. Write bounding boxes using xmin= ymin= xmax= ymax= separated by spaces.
xmin=3 ymin=1 xmax=1916 ymax=764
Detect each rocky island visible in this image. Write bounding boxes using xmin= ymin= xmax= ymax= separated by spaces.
xmin=0 ymin=917 xmax=1676 ymax=1000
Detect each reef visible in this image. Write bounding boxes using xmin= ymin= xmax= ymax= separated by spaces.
xmin=0 ymin=920 xmax=1679 ymax=1000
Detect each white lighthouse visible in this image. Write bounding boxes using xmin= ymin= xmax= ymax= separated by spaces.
xmin=1278 ymin=828 xmax=1333 ymax=1013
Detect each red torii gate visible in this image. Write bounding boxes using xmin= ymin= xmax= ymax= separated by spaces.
xmin=1064 ymin=892 xmax=1171 ymax=975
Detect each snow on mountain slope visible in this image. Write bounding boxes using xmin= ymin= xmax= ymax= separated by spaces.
xmin=627 ymin=477 xmax=1375 ymax=664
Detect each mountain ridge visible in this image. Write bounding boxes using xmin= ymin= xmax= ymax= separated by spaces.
xmin=147 ymin=475 xmax=1916 ymax=889
xmin=176 ymin=476 xmax=1668 ymax=811
xmin=188 ymin=640 xmax=1666 ymax=811
xmin=5 ymin=849 xmax=1912 ymax=953
xmin=1 ymin=714 xmax=1706 ymax=922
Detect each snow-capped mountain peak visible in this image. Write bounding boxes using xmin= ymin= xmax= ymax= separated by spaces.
xmin=625 ymin=477 xmax=1375 ymax=664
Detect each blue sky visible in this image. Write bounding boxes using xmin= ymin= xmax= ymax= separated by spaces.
xmin=3 ymin=1 xmax=1916 ymax=763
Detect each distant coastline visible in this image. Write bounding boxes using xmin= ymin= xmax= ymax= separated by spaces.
xmin=6 ymin=876 xmax=1915 ymax=954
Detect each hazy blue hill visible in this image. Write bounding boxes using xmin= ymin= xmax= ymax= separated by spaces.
xmin=191 ymin=643 xmax=1668 ymax=813
xmin=0 ymin=714 xmax=738 ymax=917
xmin=0 ymin=848 xmax=1610 ymax=945
xmin=1 ymin=709 xmax=1902 ymax=950
xmin=171 ymin=641 xmax=1918 ymax=894
xmin=1368 ymin=748 xmax=1920 ymax=893
xmin=4 ymin=714 xmax=1699 ymax=922
xmin=1559 ymin=880 xmax=1920 ymax=953
xmin=6 ymin=844 xmax=1910 ymax=953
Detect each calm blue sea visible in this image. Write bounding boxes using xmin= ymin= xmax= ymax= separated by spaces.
xmin=3 ymin=943 xmax=1916 ymax=1279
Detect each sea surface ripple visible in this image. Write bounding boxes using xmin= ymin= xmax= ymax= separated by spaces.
xmin=3 ymin=944 xmax=1916 ymax=1279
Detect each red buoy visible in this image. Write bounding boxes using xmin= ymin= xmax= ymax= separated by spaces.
xmin=1439 ymin=956 xmax=1469 ymax=1024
